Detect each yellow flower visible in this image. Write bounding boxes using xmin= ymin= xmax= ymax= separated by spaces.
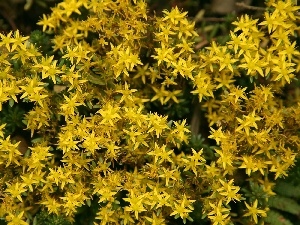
xmin=239 ymin=52 xmax=266 ymax=77
xmin=37 ymin=14 xmax=55 ymax=32
xmin=215 ymin=149 xmax=234 ymax=170
xmin=162 ymin=6 xmax=188 ymax=25
xmin=60 ymin=191 xmax=83 ymax=216
xmin=145 ymin=212 xmax=166 ymax=225
xmin=147 ymin=113 xmax=169 ymax=138
xmin=232 ymin=14 xmax=259 ymax=35
xmin=259 ymin=12 xmax=279 ymax=34
xmin=40 ymin=195 xmax=61 ymax=215
xmin=208 ymin=200 xmax=230 ymax=225
xmin=159 ymin=168 xmax=178 ymax=186
xmin=172 ymin=119 xmax=190 ymax=140
xmin=21 ymin=172 xmax=39 ymax=192
xmin=0 ymin=31 xmax=14 ymax=52
xmin=0 ymin=123 xmax=5 ymax=138
xmin=208 ymin=127 xmax=226 ymax=145
xmin=11 ymin=30 xmax=29 ymax=52
xmin=152 ymin=43 xmax=175 ymax=66
xmin=217 ymin=179 xmax=241 ymax=204
xmin=115 ymin=82 xmax=137 ymax=103
xmin=5 ymin=182 xmax=27 ymax=202
xmin=217 ymin=51 xmax=237 ymax=72
xmin=272 ymin=54 xmax=296 ymax=83
xmin=191 ymin=74 xmax=214 ymax=102
xmin=6 ymin=211 xmax=28 ymax=225
xmin=170 ymin=194 xmax=195 ymax=223
xmin=228 ymin=86 xmax=247 ymax=103
xmin=60 ymin=93 xmax=84 ymax=116
xmin=82 ymin=131 xmax=101 ymax=154
xmin=119 ymin=212 xmax=135 ymax=225
xmin=0 ymin=81 xmax=12 ymax=111
xmin=244 ymin=199 xmax=268 ymax=223
xmin=123 ymin=190 xmax=146 ymax=219
xmin=97 ymin=102 xmax=121 ymax=126
xmin=183 ymin=148 xmax=206 ymax=176
xmin=236 ymin=111 xmax=261 ymax=136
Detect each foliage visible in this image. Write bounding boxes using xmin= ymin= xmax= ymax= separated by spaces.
xmin=0 ymin=0 xmax=299 ymax=225
xmin=34 ymin=210 xmax=72 ymax=225
xmin=263 ymin=160 xmax=300 ymax=225
xmin=0 ymin=0 xmax=62 ymax=34
xmin=0 ymin=104 xmax=26 ymax=135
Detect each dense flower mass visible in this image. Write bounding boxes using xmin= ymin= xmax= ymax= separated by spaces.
xmin=0 ymin=0 xmax=300 ymax=224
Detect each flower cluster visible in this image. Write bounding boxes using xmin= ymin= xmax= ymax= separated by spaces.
xmin=0 ymin=0 xmax=299 ymax=225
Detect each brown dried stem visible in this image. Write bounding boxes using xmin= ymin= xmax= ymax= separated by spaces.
xmin=235 ymin=2 xmax=266 ymax=11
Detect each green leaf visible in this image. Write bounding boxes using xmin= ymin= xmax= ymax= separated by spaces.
xmin=86 ymin=199 xmax=91 ymax=207
xmin=9 ymin=99 xmax=14 ymax=107
xmin=33 ymin=216 xmax=37 ymax=225
xmin=274 ymin=181 xmax=300 ymax=198
xmin=87 ymin=73 xmax=106 ymax=85
xmin=187 ymin=216 xmax=193 ymax=222
xmin=250 ymin=76 xmax=254 ymax=83
xmin=265 ymin=210 xmax=293 ymax=225
xmin=269 ymin=195 xmax=300 ymax=215
xmin=31 ymin=137 xmax=43 ymax=144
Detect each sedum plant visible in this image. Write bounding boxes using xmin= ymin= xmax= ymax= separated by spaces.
xmin=0 ymin=0 xmax=300 ymax=224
